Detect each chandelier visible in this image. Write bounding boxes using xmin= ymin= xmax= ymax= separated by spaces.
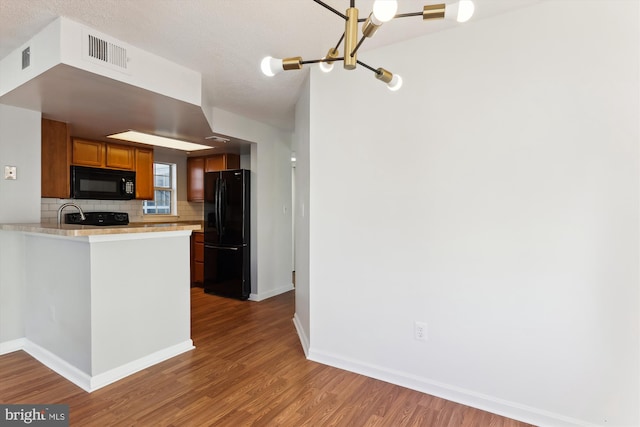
xmin=261 ymin=0 xmax=475 ymax=91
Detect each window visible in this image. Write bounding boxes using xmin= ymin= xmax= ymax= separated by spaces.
xmin=143 ymin=162 xmax=176 ymax=215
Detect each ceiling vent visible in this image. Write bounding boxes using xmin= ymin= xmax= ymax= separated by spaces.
xmin=82 ymin=30 xmax=130 ymax=74
xmin=205 ymin=135 xmax=231 ymax=143
xmin=21 ymin=46 xmax=30 ymax=69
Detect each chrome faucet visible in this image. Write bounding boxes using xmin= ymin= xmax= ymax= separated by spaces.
xmin=57 ymin=202 xmax=86 ymax=226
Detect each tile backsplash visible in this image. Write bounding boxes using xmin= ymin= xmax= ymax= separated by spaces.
xmin=41 ymin=198 xmax=203 ymax=224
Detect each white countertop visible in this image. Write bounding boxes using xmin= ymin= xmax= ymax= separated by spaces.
xmin=0 ymin=222 xmax=201 ymax=237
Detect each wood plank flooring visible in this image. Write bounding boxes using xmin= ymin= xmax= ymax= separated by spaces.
xmin=0 ymin=288 xmax=535 ymax=426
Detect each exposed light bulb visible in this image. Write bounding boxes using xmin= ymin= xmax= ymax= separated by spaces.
xmin=319 ymin=59 xmax=334 ymax=73
xmin=387 ymin=74 xmax=403 ymax=91
xmin=319 ymin=47 xmax=339 ymax=73
xmin=457 ymin=0 xmax=475 ymax=22
xmin=375 ymin=67 xmax=402 ymax=91
xmin=372 ymin=0 xmax=398 ymax=23
xmin=445 ymin=0 xmax=475 ymax=23
xmin=261 ymin=56 xmax=283 ymax=76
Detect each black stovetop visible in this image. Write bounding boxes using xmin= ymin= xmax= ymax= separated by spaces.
xmin=65 ymin=211 xmax=129 ymax=226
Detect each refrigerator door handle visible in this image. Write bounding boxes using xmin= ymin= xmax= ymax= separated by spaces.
xmin=204 ymin=244 xmax=239 ymax=251
xmin=220 ymin=179 xmax=227 ymax=238
xmin=215 ymin=177 xmax=222 ymax=236
xmin=212 ymin=177 xmax=217 ymax=230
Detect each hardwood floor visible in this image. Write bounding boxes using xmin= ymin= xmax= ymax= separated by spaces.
xmin=0 ymin=288 xmax=534 ymax=426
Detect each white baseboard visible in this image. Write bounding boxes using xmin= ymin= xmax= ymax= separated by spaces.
xmin=292 ymin=313 xmax=309 ymax=357
xmin=0 ymin=338 xmax=27 ymax=355
xmin=249 ymin=283 xmax=294 ymax=302
xmin=23 ymin=341 xmax=92 ymax=391
xmin=18 ymin=339 xmax=194 ymax=393
xmin=88 ymin=340 xmax=195 ymax=391
xmin=308 ymin=348 xmax=596 ymax=427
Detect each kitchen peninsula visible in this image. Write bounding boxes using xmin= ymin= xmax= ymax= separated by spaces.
xmin=0 ymin=222 xmax=200 ymax=392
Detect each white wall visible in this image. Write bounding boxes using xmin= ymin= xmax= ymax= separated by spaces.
xmin=302 ymin=1 xmax=639 ymax=426
xmin=0 ymin=20 xmax=61 ymax=98
xmin=211 ymin=108 xmax=293 ymax=300
xmin=0 ymin=105 xmax=41 ymax=222
xmin=25 ymin=235 xmax=92 ymax=373
xmin=89 ymin=234 xmax=192 ymax=375
xmin=0 ymin=105 xmax=41 ymax=347
xmin=22 ymin=231 xmax=193 ymax=391
xmin=293 ymin=76 xmax=311 ymax=353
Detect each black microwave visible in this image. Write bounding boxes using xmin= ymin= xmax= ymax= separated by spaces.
xmin=70 ymin=166 xmax=136 ymax=200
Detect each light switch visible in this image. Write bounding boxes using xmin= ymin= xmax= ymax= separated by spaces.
xmin=4 ymin=166 xmax=16 ymax=180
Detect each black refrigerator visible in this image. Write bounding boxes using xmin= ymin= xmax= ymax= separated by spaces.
xmin=203 ymin=169 xmax=250 ymax=300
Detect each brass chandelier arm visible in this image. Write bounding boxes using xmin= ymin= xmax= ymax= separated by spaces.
xmin=396 ymin=5 xmax=447 ymax=20
xmin=334 ymin=33 xmax=345 ymax=50
xmin=301 ymin=57 xmax=346 ymax=65
xmin=312 ymin=0 xmax=348 ymax=20
xmin=344 ymin=6 xmax=358 ymax=69
xmin=393 ymin=12 xmax=423 ymax=19
xmin=356 ymin=60 xmax=378 ymax=74
xmin=296 ymin=58 xmax=380 ymax=75
xmin=350 ymin=35 xmax=367 ymax=57
xmin=358 ymin=5 xmax=448 ymax=22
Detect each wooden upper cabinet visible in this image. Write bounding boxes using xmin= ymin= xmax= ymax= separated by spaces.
xmin=41 ymin=118 xmax=70 ymax=198
xmin=225 ymin=154 xmax=240 ymax=170
xmin=188 ymin=154 xmax=240 ymax=202
xmin=72 ymin=139 xmax=135 ymax=170
xmin=43 ymin=128 xmax=153 ymax=199
xmin=205 ymin=155 xmax=224 ymax=172
xmin=106 ymin=144 xmax=135 ymax=170
xmin=135 ymin=148 xmax=154 ymax=200
xmin=205 ymin=153 xmax=240 ymax=172
xmin=187 ymin=157 xmax=205 ymax=202
xmin=72 ymin=138 xmax=105 ymax=167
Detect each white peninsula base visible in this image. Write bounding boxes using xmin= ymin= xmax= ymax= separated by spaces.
xmin=1 ymin=225 xmax=197 ymax=392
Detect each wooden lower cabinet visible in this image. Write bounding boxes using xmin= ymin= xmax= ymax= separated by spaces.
xmin=191 ymin=232 xmax=204 ymax=285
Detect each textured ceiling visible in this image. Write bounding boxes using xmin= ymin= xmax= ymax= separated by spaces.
xmin=0 ymin=0 xmax=541 ymax=131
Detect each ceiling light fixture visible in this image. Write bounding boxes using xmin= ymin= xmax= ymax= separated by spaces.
xmin=261 ymin=0 xmax=475 ymax=90
xmin=107 ymin=131 xmax=211 ymax=151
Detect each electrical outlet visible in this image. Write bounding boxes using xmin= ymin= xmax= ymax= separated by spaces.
xmin=414 ymin=321 xmax=428 ymax=341
xmin=4 ymin=166 xmax=16 ymax=180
